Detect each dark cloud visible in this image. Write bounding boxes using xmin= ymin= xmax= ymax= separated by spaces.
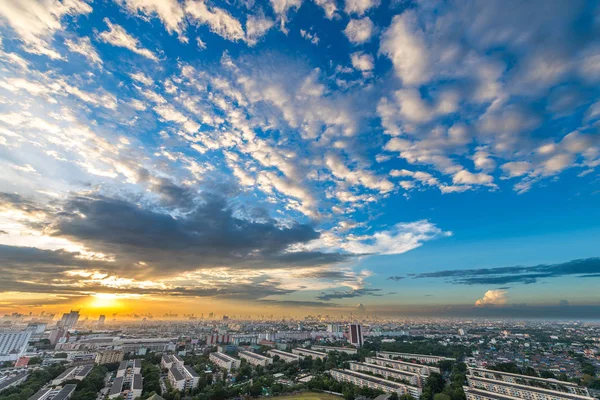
xmin=257 ymin=299 xmax=339 ymax=308
xmin=387 ymin=276 xmax=404 ymax=281
xmin=412 ymin=258 xmax=600 ymax=285
xmin=317 ymin=288 xmax=382 ymax=301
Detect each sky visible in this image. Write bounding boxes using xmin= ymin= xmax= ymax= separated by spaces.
xmin=0 ymin=0 xmax=599 ymax=319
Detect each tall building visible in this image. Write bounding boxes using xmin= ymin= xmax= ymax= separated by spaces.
xmin=59 ymin=310 xmax=79 ymax=329
xmin=98 ymin=315 xmax=106 ymax=326
xmin=349 ymin=323 xmax=364 ymax=347
xmin=0 ymin=330 xmax=32 ymax=362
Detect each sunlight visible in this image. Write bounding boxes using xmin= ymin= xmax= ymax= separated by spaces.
xmin=89 ymin=293 xmax=120 ymax=309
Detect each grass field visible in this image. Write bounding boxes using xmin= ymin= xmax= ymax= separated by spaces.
xmin=274 ymin=392 xmax=343 ymax=400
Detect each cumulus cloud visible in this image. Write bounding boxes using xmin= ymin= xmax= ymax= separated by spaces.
xmin=117 ymin=0 xmax=186 ymax=37
xmin=270 ymin=0 xmax=302 ymax=33
xmin=246 ymin=14 xmax=275 ymax=46
xmin=344 ymin=0 xmax=379 ymax=16
xmin=344 ymin=17 xmax=373 ymax=45
xmin=475 ymin=289 xmax=508 ymax=306
xmin=350 ymin=51 xmax=374 ymax=72
xmin=98 ymin=18 xmax=159 ymax=61
xmin=185 ymin=0 xmax=245 ymax=42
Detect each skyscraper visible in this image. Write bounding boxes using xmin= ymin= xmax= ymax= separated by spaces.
xmin=348 ymin=323 xmax=364 ymax=347
xmin=59 ymin=310 xmax=79 ymax=329
xmin=98 ymin=315 xmax=106 ymax=326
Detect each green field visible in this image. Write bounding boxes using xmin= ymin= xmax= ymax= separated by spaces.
xmin=274 ymin=392 xmax=343 ymax=400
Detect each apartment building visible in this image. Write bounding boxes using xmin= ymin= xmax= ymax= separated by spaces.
xmin=51 ymin=365 xmax=93 ymax=386
xmin=465 ymin=375 xmax=596 ymax=400
xmin=330 ymin=369 xmax=420 ymax=397
xmin=0 ymin=331 xmax=31 ymax=362
xmin=0 ymin=372 xmax=29 ymax=393
xmin=349 ymin=324 xmax=364 ymax=347
xmin=109 ymin=359 xmax=143 ymax=399
xmin=468 ymin=368 xmax=591 ymax=397
xmin=209 ymin=352 xmax=241 ymax=371
xmin=366 ymin=356 xmax=440 ymax=375
xmin=312 ymin=345 xmax=358 ymax=354
xmin=161 ymin=354 xmax=184 ymax=370
xmin=292 ymin=348 xmax=327 ymax=360
xmin=377 ymin=351 xmax=455 ymax=364
xmin=95 ymin=350 xmax=124 ymax=365
xmin=116 ymin=359 xmax=142 ymax=378
xmin=267 ymin=349 xmax=301 ymax=363
xmin=350 ymin=362 xmax=422 ymax=387
xmin=29 ymin=384 xmax=77 ymax=400
xmin=239 ymin=351 xmax=273 ymax=367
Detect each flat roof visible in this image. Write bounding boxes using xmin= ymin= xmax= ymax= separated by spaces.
xmin=268 ymin=349 xmax=299 ymax=357
xmin=352 ymin=362 xmax=420 ymax=378
xmin=118 ymin=361 xmax=128 ymax=371
xmin=173 ymin=355 xmax=184 ymax=362
xmin=294 ymin=348 xmax=327 ymax=356
xmin=28 ymin=388 xmax=52 ymax=400
xmin=52 ymin=384 xmax=77 ymax=400
xmin=239 ymin=351 xmax=270 ymax=360
xmin=465 ymin=386 xmax=525 ymax=400
xmin=0 ymin=372 xmax=28 ymax=391
xmin=313 ymin=345 xmax=357 ymax=352
xmin=133 ymin=359 xmax=142 ymax=368
xmin=468 ymin=376 xmax=594 ymax=400
xmin=54 ymin=367 xmax=75 ymax=380
xmin=132 ymin=374 xmax=143 ymax=390
xmin=379 ymin=351 xmax=454 ymax=360
xmin=76 ymin=364 xmax=93 ymax=377
xmin=367 ymin=356 xmax=432 ymax=369
xmin=169 ymin=367 xmax=184 ymax=381
xmin=469 ymin=368 xmax=585 ymax=388
xmin=109 ymin=376 xmax=124 ymax=396
xmin=211 ymin=352 xmax=237 ymax=362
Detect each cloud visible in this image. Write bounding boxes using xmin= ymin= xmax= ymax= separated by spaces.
xmin=270 ymin=0 xmax=302 ymax=33
xmin=387 ymin=276 xmax=404 ymax=281
xmin=98 ymin=18 xmax=159 ymax=61
xmin=313 ymin=0 xmax=337 ymax=19
xmin=117 ymin=0 xmax=186 ymax=37
xmin=413 ymin=258 xmax=600 ymax=285
xmin=185 ymin=0 xmax=245 ymax=42
xmin=64 ymin=36 xmax=103 ymax=67
xmin=0 ymin=0 xmax=92 ymax=59
xmin=350 ymin=51 xmax=374 ymax=72
xmin=344 ymin=0 xmax=379 ymax=16
xmin=317 ymin=288 xmax=382 ymax=301
xmin=344 ymin=17 xmax=373 ymax=45
xmin=246 ymin=14 xmax=275 ymax=46
xmin=475 ymin=289 xmax=508 ymax=306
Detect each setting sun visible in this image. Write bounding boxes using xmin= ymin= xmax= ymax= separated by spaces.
xmin=89 ymin=293 xmax=120 ymax=309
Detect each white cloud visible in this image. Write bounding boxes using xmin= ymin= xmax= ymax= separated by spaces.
xmin=196 ymin=37 xmax=207 ymax=49
xmin=475 ymin=289 xmax=508 ymax=307
xmin=452 ymin=169 xmax=495 ymax=186
xmin=313 ymin=0 xmax=337 ymax=19
xmin=341 ymin=220 xmax=451 ymax=255
xmin=344 ymin=0 xmax=379 ymax=16
xmin=98 ymin=18 xmax=159 ymax=61
xmin=0 ymin=0 xmax=92 ymax=59
xmin=379 ymin=11 xmax=429 ymax=86
xmin=501 ymin=161 xmax=531 ymax=178
xmin=64 ymin=36 xmax=103 ymax=67
xmin=129 ymin=72 xmax=153 ymax=86
xmin=270 ymin=0 xmax=302 ymax=33
xmin=350 ymin=51 xmax=374 ymax=71
xmin=325 ymin=153 xmax=393 ymax=193
xmin=300 ymin=29 xmax=320 ymax=45
xmin=344 ymin=17 xmax=373 ymax=45
xmin=246 ymin=14 xmax=275 ymax=46
xmin=185 ymin=0 xmax=245 ymax=42
xmin=117 ymin=0 xmax=186 ymax=36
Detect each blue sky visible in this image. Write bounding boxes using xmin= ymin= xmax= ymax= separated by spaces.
xmin=0 ymin=0 xmax=599 ymax=317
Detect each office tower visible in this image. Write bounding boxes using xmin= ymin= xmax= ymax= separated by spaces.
xmin=349 ymin=323 xmax=364 ymax=347
xmin=59 ymin=310 xmax=79 ymax=329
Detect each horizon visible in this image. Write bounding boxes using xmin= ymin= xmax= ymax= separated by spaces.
xmin=0 ymin=0 xmax=600 ymax=320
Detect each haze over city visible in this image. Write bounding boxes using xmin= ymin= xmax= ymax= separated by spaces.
xmin=0 ymin=0 xmax=600 ymax=321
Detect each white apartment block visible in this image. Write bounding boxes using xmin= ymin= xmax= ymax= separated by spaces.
xmin=161 ymin=354 xmax=184 ymax=370
xmin=377 ymin=351 xmax=455 ymax=364
xmin=0 ymin=331 xmax=31 ymax=362
xmin=267 ymin=349 xmax=301 ymax=363
xmin=165 ymin=358 xmax=199 ymax=392
xmin=292 ymin=348 xmax=327 ymax=360
xmin=108 ymin=373 xmax=143 ymax=400
xmin=51 ymin=365 xmax=93 ymax=386
xmin=239 ymin=351 xmax=273 ymax=367
xmin=350 ymin=362 xmax=422 ymax=387
xmin=29 ymin=384 xmax=77 ymax=400
xmin=116 ymin=359 xmax=142 ymax=378
xmin=466 ymin=376 xmax=596 ymax=400
xmin=312 ymin=345 xmax=358 ymax=354
xmin=210 ymin=352 xmax=241 ymax=371
xmin=330 ymin=369 xmax=421 ymax=397
xmin=468 ymin=368 xmax=591 ymax=397
xmin=366 ymin=356 xmax=440 ymax=375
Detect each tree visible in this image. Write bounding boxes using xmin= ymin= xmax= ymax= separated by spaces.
xmin=434 ymin=394 xmax=451 ymax=400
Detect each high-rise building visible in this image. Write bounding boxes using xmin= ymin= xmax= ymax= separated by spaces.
xmin=348 ymin=323 xmax=364 ymax=347
xmin=0 ymin=330 xmax=32 ymax=362
xmin=98 ymin=315 xmax=106 ymax=326
xmin=59 ymin=310 xmax=80 ymax=329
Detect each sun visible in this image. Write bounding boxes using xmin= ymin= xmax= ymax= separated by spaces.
xmin=89 ymin=293 xmax=120 ymax=309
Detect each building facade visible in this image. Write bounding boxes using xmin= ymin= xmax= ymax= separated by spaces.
xmin=239 ymin=351 xmax=273 ymax=367
xmin=349 ymin=324 xmax=364 ymax=347
xmin=292 ymin=348 xmax=327 ymax=360
xmin=267 ymin=349 xmax=300 ymax=363
xmin=0 ymin=331 xmax=31 ymax=362
xmin=330 ymin=369 xmax=421 ymax=397
xmin=366 ymin=356 xmax=440 ymax=375
xmin=209 ymin=352 xmax=240 ymax=371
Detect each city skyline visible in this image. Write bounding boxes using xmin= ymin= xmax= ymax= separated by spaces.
xmin=0 ymin=0 xmax=600 ymax=319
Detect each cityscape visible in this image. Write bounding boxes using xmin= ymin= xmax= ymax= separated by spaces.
xmin=1 ymin=0 xmax=600 ymax=400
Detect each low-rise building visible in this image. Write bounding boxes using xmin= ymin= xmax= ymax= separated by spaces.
xmin=312 ymin=345 xmax=358 ymax=354
xmin=366 ymin=356 xmax=439 ymax=375
xmin=330 ymin=369 xmax=421 ymax=397
xmin=292 ymin=348 xmax=327 ymax=360
xmin=466 ymin=375 xmax=596 ymax=400
xmin=377 ymin=352 xmax=455 ymax=364
xmin=0 ymin=372 xmax=29 ymax=393
xmin=239 ymin=351 xmax=273 ymax=367
xmin=29 ymin=384 xmax=77 ymax=400
xmin=51 ymin=365 xmax=92 ymax=386
xmin=350 ymin=362 xmax=422 ymax=387
xmin=95 ymin=350 xmax=124 ymax=365
xmin=267 ymin=349 xmax=300 ymax=363
xmin=209 ymin=352 xmax=240 ymax=371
